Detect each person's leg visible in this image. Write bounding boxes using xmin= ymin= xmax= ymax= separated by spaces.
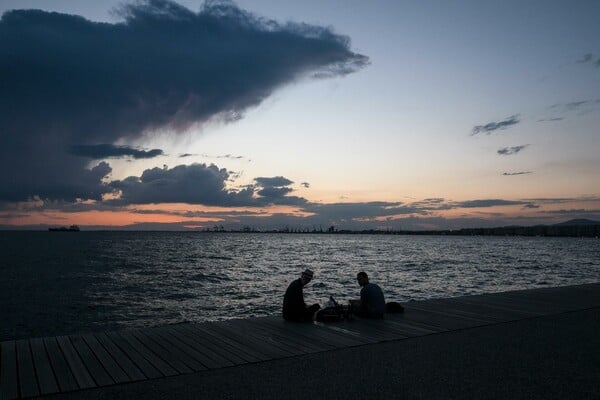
xmin=302 ymin=304 xmax=320 ymax=321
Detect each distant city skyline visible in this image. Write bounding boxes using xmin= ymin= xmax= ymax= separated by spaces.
xmin=1 ymin=0 xmax=599 ymax=230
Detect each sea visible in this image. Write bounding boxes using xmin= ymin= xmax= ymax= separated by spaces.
xmin=1 ymin=231 xmax=599 ymax=341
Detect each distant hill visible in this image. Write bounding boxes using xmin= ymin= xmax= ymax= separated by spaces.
xmin=554 ymin=219 xmax=600 ymax=226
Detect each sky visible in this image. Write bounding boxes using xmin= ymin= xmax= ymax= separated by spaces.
xmin=0 ymin=0 xmax=599 ymax=230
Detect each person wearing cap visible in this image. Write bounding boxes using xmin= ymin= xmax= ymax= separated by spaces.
xmin=282 ymin=269 xmax=320 ymax=322
xmin=351 ymin=271 xmax=385 ymax=319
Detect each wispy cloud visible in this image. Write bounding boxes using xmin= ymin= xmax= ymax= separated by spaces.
xmin=70 ymin=144 xmax=164 ymax=159
xmin=497 ymin=144 xmax=529 ymax=156
xmin=576 ymin=53 xmax=600 ymax=67
xmin=537 ymin=117 xmax=564 ymax=122
xmin=503 ymin=171 xmax=532 ymax=176
xmin=471 ymin=115 xmax=520 ymax=136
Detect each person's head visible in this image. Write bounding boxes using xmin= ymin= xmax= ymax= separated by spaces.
xmin=301 ymin=269 xmax=314 ymax=285
xmin=357 ymin=271 xmax=369 ymax=287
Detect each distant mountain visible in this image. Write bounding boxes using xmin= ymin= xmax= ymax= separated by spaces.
xmin=554 ymin=219 xmax=600 ymax=226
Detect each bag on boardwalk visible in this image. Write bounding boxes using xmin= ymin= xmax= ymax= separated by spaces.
xmin=315 ymin=296 xmax=351 ymax=322
xmin=385 ymin=301 xmax=405 ymax=313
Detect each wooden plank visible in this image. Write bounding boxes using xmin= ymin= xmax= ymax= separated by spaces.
xmin=81 ymin=334 xmax=129 ymax=384
xmin=441 ymin=298 xmax=531 ymax=321
xmin=29 ymin=338 xmax=59 ymax=395
xmin=191 ymin=324 xmax=270 ymax=362
xmin=116 ymin=331 xmax=177 ymax=377
xmin=211 ymin=321 xmax=295 ymax=358
xmin=43 ymin=337 xmax=79 ymax=392
xmin=247 ymin=318 xmax=335 ymax=352
xmin=400 ymin=307 xmax=490 ymax=330
xmin=178 ymin=324 xmax=261 ymax=364
xmin=171 ymin=324 xmax=248 ymax=365
xmin=146 ymin=328 xmax=207 ymax=372
xmin=95 ymin=333 xmax=146 ymax=382
xmin=1 ymin=340 xmax=19 ymax=400
xmin=323 ymin=320 xmax=399 ymax=342
xmin=461 ymin=295 xmax=550 ymax=315
xmin=384 ymin=314 xmax=448 ymax=333
xmin=16 ymin=339 xmax=39 ymax=398
xmin=257 ymin=317 xmax=344 ymax=349
xmin=407 ymin=303 xmax=501 ymax=323
xmin=130 ymin=330 xmax=192 ymax=375
xmin=236 ymin=319 xmax=320 ymax=355
xmin=264 ymin=318 xmax=372 ymax=347
xmin=231 ymin=320 xmax=308 ymax=356
xmin=69 ymin=335 xmax=113 ymax=387
xmin=104 ymin=332 xmax=162 ymax=380
xmin=377 ymin=319 xmax=440 ymax=337
xmin=55 ymin=336 xmax=96 ymax=390
xmin=159 ymin=325 xmax=235 ymax=368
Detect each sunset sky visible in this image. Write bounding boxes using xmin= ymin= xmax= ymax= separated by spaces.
xmin=1 ymin=0 xmax=599 ymax=230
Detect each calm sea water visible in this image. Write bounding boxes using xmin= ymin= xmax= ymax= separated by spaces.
xmin=1 ymin=232 xmax=599 ymax=341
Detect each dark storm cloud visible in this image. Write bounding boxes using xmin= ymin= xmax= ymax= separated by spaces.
xmin=109 ymin=163 xmax=255 ymax=206
xmin=70 ymin=144 xmax=164 ymax=159
xmin=502 ymin=171 xmax=532 ymax=176
xmin=471 ymin=115 xmax=520 ymax=136
xmin=497 ymin=144 xmax=529 ymax=155
xmin=108 ymin=163 xmax=306 ymax=206
xmin=0 ymin=0 xmax=368 ymax=202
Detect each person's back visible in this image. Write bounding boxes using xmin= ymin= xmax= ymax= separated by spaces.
xmin=283 ymin=278 xmax=305 ymax=320
xmin=360 ymin=282 xmax=385 ymax=318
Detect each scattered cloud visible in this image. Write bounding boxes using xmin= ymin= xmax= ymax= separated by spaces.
xmin=200 ymin=154 xmax=245 ymax=160
xmin=254 ymin=176 xmax=294 ymax=188
xmin=179 ymin=153 xmax=196 ymax=158
xmin=300 ymin=182 xmax=310 ymax=188
xmin=537 ymin=117 xmax=564 ymax=122
xmin=471 ymin=115 xmax=520 ymax=136
xmin=0 ymin=0 xmax=368 ymax=202
xmin=497 ymin=144 xmax=529 ymax=156
xmin=503 ymin=171 xmax=532 ymax=176
xmin=576 ymin=53 xmax=600 ymax=67
xmin=70 ymin=144 xmax=164 ymax=159
xmin=454 ymin=199 xmax=530 ymax=208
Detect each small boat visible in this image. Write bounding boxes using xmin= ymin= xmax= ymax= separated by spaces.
xmin=49 ymin=225 xmax=80 ymax=232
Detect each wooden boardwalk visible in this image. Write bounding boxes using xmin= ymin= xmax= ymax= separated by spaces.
xmin=1 ymin=283 xmax=599 ymax=399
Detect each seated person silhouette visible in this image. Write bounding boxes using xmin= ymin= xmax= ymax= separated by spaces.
xmin=283 ymin=269 xmax=320 ymax=322
xmin=350 ymin=271 xmax=385 ymax=319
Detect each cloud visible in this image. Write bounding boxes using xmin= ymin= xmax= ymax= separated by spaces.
xmin=0 ymin=0 xmax=368 ymax=202
xmin=537 ymin=117 xmax=564 ymax=122
xmin=200 ymin=154 xmax=245 ymax=160
xmin=577 ymin=53 xmax=594 ymax=64
xmin=300 ymin=182 xmax=310 ymax=188
xmin=454 ymin=199 xmax=530 ymax=208
xmin=502 ymin=171 xmax=532 ymax=176
xmin=70 ymin=144 xmax=164 ymax=159
xmin=576 ymin=53 xmax=600 ymax=67
xmin=471 ymin=115 xmax=520 ymax=136
xmin=109 ymin=163 xmax=255 ymax=206
xmin=497 ymin=144 xmax=529 ymax=155
xmin=254 ymin=176 xmax=294 ymax=187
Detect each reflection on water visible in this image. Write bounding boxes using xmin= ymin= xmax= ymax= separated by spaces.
xmin=1 ymin=232 xmax=599 ymax=340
